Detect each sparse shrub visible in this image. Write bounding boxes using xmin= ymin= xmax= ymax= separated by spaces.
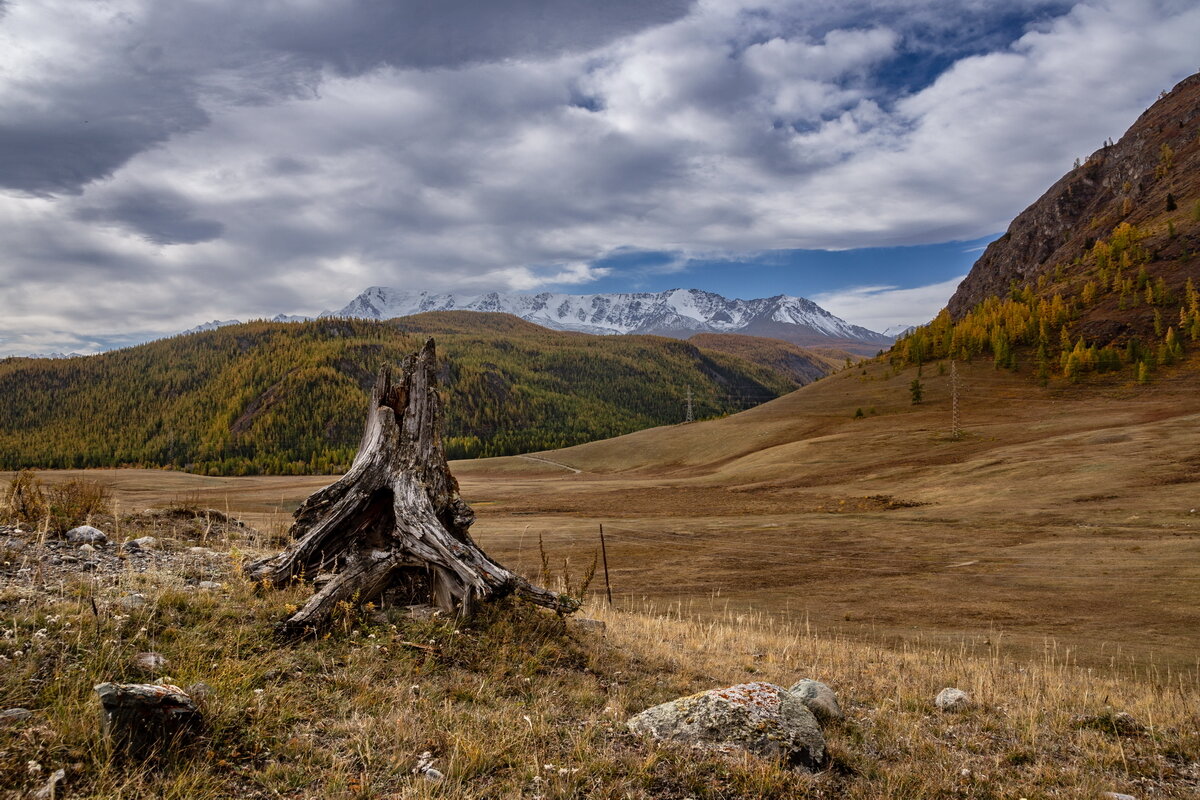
xmin=853 ymin=408 xmax=865 ymax=419
xmin=4 ymin=469 xmax=47 ymax=526
xmin=43 ymin=478 xmax=111 ymax=532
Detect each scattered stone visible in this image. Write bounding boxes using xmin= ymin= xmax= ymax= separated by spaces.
xmin=1101 ymin=793 xmax=1136 ymax=800
xmin=571 ymin=617 xmax=606 ymax=634
xmin=94 ymin=682 xmax=203 ymax=760
xmin=79 ymin=543 xmax=96 ymax=554
xmin=66 ymin=525 xmax=107 ymax=544
xmin=29 ymin=767 xmax=66 ymax=800
xmin=123 ymin=536 xmax=156 ymax=551
xmin=787 ymin=679 xmax=843 ymax=725
xmin=935 ymin=688 xmax=971 ymax=712
xmin=0 ymin=707 xmax=34 ymax=722
xmin=185 ymin=682 xmax=213 ymax=702
xmin=627 ymin=681 xmax=826 ymax=771
xmin=414 ymin=751 xmax=444 ymax=781
xmin=197 ymin=580 xmax=223 ymax=590
xmin=116 ymin=593 xmax=147 ymax=610
xmin=1073 ymin=710 xmax=1145 ymax=736
xmin=187 ymin=547 xmax=215 ymax=556
xmin=132 ymin=652 xmax=169 ymax=673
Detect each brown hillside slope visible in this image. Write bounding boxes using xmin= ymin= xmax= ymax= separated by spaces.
xmin=949 ymin=72 xmax=1200 ymax=342
xmin=688 ymin=332 xmax=840 ymax=386
xmin=453 ymin=353 xmax=1200 ymax=669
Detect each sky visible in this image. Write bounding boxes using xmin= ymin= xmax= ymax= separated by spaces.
xmin=1 ymin=0 xmax=1198 ymax=355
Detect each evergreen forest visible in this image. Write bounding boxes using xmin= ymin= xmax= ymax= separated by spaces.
xmin=0 ymin=312 xmax=814 ymax=475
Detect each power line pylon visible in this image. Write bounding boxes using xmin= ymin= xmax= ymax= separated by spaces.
xmin=685 ymin=386 xmax=694 ymax=423
xmin=950 ymin=360 xmax=962 ymax=439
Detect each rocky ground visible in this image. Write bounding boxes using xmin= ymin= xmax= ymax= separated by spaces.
xmin=0 ymin=509 xmax=251 ymax=613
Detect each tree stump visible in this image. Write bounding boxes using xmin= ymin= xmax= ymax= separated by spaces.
xmin=246 ymin=339 xmax=575 ymax=635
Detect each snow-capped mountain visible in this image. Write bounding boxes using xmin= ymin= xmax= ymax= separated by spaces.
xmin=179 ymin=314 xmax=313 ymax=336
xmin=180 ymin=319 xmax=242 ymax=336
xmin=881 ymin=323 xmax=919 ymax=338
xmin=330 ymin=287 xmax=892 ymax=350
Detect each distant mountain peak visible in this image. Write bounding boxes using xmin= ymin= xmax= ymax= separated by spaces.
xmin=330 ymin=287 xmax=892 ymax=353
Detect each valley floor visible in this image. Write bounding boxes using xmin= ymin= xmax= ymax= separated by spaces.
xmin=6 ymin=356 xmax=1200 ymax=672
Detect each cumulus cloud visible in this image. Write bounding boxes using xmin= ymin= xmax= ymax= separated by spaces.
xmin=813 ymin=276 xmax=967 ymax=332
xmin=1 ymin=0 xmax=1198 ymax=353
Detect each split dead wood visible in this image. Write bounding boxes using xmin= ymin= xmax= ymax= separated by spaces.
xmin=246 ymin=339 xmax=576 ymax=636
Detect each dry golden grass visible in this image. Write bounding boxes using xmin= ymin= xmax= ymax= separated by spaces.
xmin=1 ymin=510 xmax=1197 ymax=799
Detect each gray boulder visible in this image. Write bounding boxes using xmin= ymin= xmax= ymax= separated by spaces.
xmin=627 ymin=681 xmax=826 ymax=771
xmin=787 ymin=679 xmax=843 ymax=725
xmin=66 ymin=525 xmax=107 ymax=544
xmin=935 ymin=687 xmax=971 ymax=712
xmin=95 ymin=682 xmax=203 ymax=760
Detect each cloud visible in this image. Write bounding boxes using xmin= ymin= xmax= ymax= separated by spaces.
xmin=812 ymin=276 xmax=967 ymax=331
xmin=1 ymin=0 xmax=1198 ymax=354
xmin=74 ymin=188 xmax=224 ymax=245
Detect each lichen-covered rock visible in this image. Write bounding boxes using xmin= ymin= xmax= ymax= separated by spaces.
xmin=935 ymin=687 xmax=971 ymax=712
xmin=94 ymin=682 xmax=203 ymax=760
xmin=787 ymin=679 xmax=843 ymax=725
xmin=627 ymin=681 xmax=826 ymax=770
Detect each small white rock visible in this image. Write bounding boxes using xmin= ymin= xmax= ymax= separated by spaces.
xmin=116 ymin=594 xmax=147 ymax=609
xmin=198 ymin=581 xmax=223 ymax=590
xmin=132 ymin=652 xmax=169 ymax=672
xmin=66 ymin=525 xmax=107 ymax=544
xmin=123 ymin=536 xmax=156 ymax=551
xmin=935 ymin=687 xmax=971 ymax=712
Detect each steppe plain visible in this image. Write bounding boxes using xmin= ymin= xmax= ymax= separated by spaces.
xmin=10 ymin=356 xmax=1200 ymax=672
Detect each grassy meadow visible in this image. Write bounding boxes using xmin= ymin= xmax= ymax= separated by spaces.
xmin=1 ymin=506 xmax=1196 ymax=798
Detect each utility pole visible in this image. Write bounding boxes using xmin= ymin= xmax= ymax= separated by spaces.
xmin=950 ymin=360 xmax=962 ymax=439
xmin=685 ymin=386 xmax=694 ymax=423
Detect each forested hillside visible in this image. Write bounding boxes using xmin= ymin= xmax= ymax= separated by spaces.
xmin=895 ymin=73 xmax=1200 ymax=382
xmin=0 ymin=313 xmax=814 ymax=475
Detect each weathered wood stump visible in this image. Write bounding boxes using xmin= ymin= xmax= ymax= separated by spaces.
xmin=246 ymin=339 xmax=575 ymax=635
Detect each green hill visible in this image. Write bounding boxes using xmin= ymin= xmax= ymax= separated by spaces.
xmin=0 ymin=313 xmax=818 ymax=475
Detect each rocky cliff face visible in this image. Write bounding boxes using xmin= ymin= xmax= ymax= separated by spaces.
xmin=948 ymin=73 xmax=1200 ymax=322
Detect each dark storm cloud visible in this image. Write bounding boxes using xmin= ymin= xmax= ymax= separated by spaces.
xmin=2 ymin=0 xmax=1199 ymax=355
xmin=74 ymin=188 xmax=224 ymax=245
xmin=0 ymin=74 xmax=210 ymax=196
xmin=255 ymin=0 xmax=696 ymax=73
xmin=0 ymin=0 xmax=694 ymax=197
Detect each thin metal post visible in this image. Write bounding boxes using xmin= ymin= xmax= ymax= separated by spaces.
xmin=599 ymin=523 xmax=613 ymax=605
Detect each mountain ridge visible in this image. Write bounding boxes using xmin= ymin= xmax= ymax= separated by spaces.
xmin=330 ymin=287 xmax=892 ymax=354
xmin=948 ymin=71 xmax=1200 ymax=338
